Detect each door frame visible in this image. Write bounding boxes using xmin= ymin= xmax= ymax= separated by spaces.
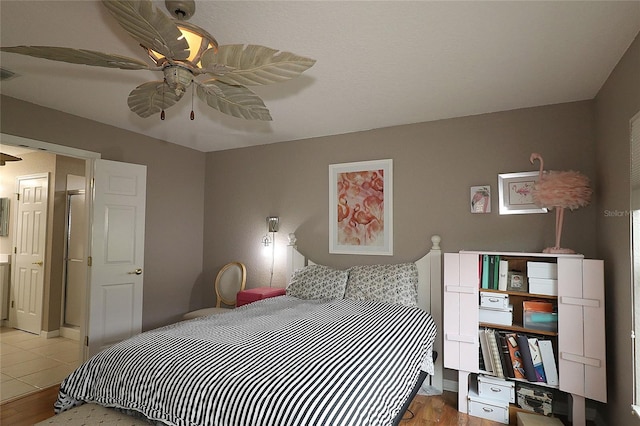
xmin=1 ymin=133 xmax=100 ymax=361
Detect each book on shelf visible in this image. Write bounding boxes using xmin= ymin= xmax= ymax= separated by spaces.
xmin=505 ymin=333 xmax=526 ymax=379
xmin=528 ymin=337 xmax=547 ymax=382
xmin=538 ymin=339 xmax=559 ymax=386
xmin=498 ymin=259 xmax=509 ymax=291
xmin=516 ymin=334 xmax=538 ymax=382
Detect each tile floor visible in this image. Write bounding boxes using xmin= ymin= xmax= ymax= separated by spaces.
xmin=0 ymin=327 xmax=81 ymax=403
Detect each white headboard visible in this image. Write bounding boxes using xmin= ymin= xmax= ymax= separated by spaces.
xmin=285 ymin=234 xmax=444 ymax=393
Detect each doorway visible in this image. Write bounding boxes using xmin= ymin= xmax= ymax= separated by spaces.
xmin=1 ymin=134 xmax=146 ymax=401
xmin=0 ymin=135 xmax=96 ymax=402
xmin=61 ymin=185 xmax=86 ymax=341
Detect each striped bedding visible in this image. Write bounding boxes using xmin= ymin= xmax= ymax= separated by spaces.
xmin=54 ymin=296 xmax=436 ymax=426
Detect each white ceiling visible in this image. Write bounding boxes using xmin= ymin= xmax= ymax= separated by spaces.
xmin=1 ymin=1 xmax=639 ymax=153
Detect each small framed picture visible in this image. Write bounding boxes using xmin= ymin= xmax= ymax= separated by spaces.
xmin=470 ymin=186 xmax=491 ymax=213
xmin=507 ymin=272 xmax=528 ymax=292
xmin=497 ymin=171 xmax=548 ymax=215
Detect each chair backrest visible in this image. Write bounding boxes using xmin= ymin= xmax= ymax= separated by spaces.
xmin=215 ymin=262 xmax=247 ymax=307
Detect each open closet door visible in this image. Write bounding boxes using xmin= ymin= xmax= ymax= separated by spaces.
xmin=88 ymin=159 xmax=146 ymax=357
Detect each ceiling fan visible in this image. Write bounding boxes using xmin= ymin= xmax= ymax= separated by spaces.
xmin=0 ymin=0 xmax=316 ymax=121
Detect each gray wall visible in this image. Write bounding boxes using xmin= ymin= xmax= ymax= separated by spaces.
xmin=595 ymin=33 xmax=640 ymax=425
xmin=204 ymin=101 xmax=598 ymax=289
xmin=1 ymin=96 xmax=206 ymax=330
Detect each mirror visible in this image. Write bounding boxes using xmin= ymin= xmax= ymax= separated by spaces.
xmin=0 ymin=198 xmax=8 ymax=236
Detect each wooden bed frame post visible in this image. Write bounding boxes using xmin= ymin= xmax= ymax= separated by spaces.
xmin=415 ymin=235 xmax=443 ymax=393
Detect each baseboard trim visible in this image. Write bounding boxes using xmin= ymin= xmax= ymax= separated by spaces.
xmin=41 ymin=329 xmax=60 ymax=339
xmin=443 ymin=379 xmax=458 ymax=393
xmin=60 ymin=326 xmax=80 ymax=341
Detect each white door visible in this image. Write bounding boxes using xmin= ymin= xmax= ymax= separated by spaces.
xmin=12 ymin=174 xmax=49 ymax=334
xmin=88 ymin=159 xmax=146 ymax=356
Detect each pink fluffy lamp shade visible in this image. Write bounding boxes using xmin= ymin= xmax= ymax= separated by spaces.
xmin=530 ymin=153 xmax=592 ymax=254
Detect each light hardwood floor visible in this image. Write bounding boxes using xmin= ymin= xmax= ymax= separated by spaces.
xmin=0 ymin=386 xmax=503 ymax=426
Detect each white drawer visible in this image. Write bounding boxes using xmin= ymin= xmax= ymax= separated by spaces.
xmin=478 ymin=375 xmax=515 ymax=403
xmin=468 ymin=395 xmax=510 ymax=424
xmin=480 ymin=292 xmax=509 ymax=309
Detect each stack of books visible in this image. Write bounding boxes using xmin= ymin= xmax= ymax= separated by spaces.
xmin=478 ymin=255 xmax=509 ymax=290
xmin=479 ymin=328 xmax=558 ymax=386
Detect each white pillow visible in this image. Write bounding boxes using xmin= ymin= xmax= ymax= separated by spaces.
xmin=344 ymin=263 xmax=418 ymax=307
xmin=286 ymin=264 xmax=348 ymax=300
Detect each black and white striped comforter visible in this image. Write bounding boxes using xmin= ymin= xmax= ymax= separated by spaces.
xmin=55 ymin=296 xmax=436 ymax=426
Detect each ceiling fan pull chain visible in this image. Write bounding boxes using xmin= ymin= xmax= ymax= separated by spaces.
xmin=161 ymin=78 xmax=166 ymax=121
xmin=190 ymin=84 xmax=195 ymax=120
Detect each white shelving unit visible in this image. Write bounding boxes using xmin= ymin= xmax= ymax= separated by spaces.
xmin=443 ymin=251 xmax=606 ymax=425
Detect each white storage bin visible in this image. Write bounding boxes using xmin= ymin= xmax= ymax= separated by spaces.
xmin=480 ymin=292 xmax=510 ymax=309
xmin=479 ymin=305 xmax=513 ymax=326
xmin=527 ymin=262 xmax=557 ymax=279
xmin=528 ymin=278 xmax=558 ymax=296
xmin=468 ymin=392 xmax=509 ymax=424
xmin=478 ymin=375 xmax=515 ymax=403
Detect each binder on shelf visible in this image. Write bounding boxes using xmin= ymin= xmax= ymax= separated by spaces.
xmin=497 ymin=332 xmax=515 ymax=378
xmin=506 ymin=333 xmax=526 ymax=379
xmin=498 ymin=260 xmax=509 ymax=291
xmin=538 ymin=339 xmax=559 ymax=386
xmin=492 ymin=255 xmax=501 ymax=289
xmin=488 ymin=255 xmax=497 ymax=289
xmin=527 ymin=337 xmax=547 ymax=382
xmin=516 ymin=334 xmax=538 ymax=382
xmin=481 ymin=255 xmax=490 ymax=289
xmin=479 ymin=329 xmax=494 ymax=373
xmin=486 ymin=329 xmax=505 ymax=379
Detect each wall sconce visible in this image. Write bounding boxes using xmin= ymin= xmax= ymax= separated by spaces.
xmin=262 ymin=216 xmax=279 ymax=246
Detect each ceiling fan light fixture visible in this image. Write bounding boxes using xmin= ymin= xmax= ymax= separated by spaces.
xmin=2 ymin=0 xmax=315 ymax=122
xmin=144 ymin=21 xmax=218 ymax=68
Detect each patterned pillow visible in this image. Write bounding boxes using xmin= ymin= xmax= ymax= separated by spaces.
xmin=344 ymin=263 xmax=418 ymax=307
xmin=286 ymin=264 xmax=349 ymax=300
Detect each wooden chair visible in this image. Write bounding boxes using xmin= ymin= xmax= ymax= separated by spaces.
xmin=183 ymin=262 xmax=247 ymax=320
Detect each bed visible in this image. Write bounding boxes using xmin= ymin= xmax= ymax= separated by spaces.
xmin=43 ymin=234 xmax=443 ymax=426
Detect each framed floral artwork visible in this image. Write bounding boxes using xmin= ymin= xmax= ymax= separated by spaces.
xmin=329 ymin=159 xmax=393 ymax=255
xmin=498 ymin=171 xmax=548 ymax=214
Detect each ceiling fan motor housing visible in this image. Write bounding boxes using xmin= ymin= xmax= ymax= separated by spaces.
xmin=164 ymin=65 xmax=194 ymax=95
xmin=165 ymin=0 xmax=195 ymax=20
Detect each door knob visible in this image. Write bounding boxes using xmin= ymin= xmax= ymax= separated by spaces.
xmin=32 ymin=261 xmax=43 ymax=266
xmin=128 ymin=268 xmax=143 ymax=275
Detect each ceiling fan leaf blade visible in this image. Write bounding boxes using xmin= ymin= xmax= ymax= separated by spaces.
xmin=200 ymin=44 xmax=316 ymax=86
xmin=127 ymin=81 xmax=183 ymax=118
xmin=102 ymin=0 xmax=189 ymax=61
xmin=195 ymin=80 xmax=272 ymax=121
xmin=0 ymin=46 xmax=153 ymax=70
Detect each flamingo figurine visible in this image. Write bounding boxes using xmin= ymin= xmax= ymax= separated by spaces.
xmin=530 ymin=153 xmax=592 ymax=254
